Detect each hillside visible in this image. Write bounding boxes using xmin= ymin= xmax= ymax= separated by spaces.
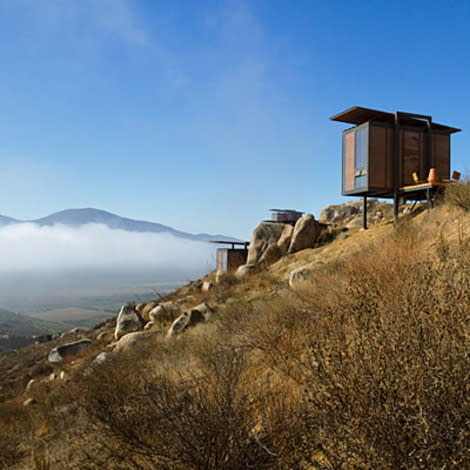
xmin=0 ymin=208 xmax=238 ymax=242
xmin=0 ymin=308 xmax=65 ymax=339
xmin=1 ymin=188 xmax=470 ymax=469
xmin=0 ymin=309 xmax=66 ymax=354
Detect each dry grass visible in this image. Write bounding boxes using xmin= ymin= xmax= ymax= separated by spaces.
xmin=236 ymin=217 xmax=470 ymax=468
xmin=444 ymin=180 xmax=470 ymax=212
xmin=0 ymin=401 xmax=29 ymax=468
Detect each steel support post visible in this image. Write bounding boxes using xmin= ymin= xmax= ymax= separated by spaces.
xmin=362 ymin=196 xmax=368 ymax=230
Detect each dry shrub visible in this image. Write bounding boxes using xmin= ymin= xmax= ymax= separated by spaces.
xmin=30 ymin=360 xmax=54 ymax=379
xmin=445 ymin=180 xmax=470 ymax=211
xmin=0 ymin=401 xmax=29 ymax=467
xmin=238 ymin=220 xmax=470 ymax=468
xmin=78 ymin=338 xmax=292 ymax=469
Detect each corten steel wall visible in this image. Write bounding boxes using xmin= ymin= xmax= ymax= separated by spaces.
xmin=396 ymin=127 xmax=450 ymax=186
xmin=369 ymin=125 xmax=394 ymax=190
xmin=342 ymin=122 xmax=451 ymax=197
xmin=433 ymin=133 xmax=450 ymax=181
xmin=227 ymin=250 xmax=248 ymax=272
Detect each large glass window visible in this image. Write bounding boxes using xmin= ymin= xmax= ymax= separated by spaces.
xmin=355 ymin=126 xmax=368 ymax=189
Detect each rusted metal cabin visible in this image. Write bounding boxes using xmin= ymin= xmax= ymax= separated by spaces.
xmin=211 ymin=241 xmax=249 ymax=272
xmin=330 ymin=106 xmax=461 ymax=225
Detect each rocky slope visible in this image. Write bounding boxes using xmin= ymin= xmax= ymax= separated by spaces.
xmin=1 ymin=194 xmax=469 ymax=469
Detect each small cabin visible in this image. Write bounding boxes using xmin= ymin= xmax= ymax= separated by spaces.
xmin=330 ymin=107 xmax=461 ymax=199
xmin=269 ymin=209 xmax=304 ymax=225
xmin=212 ymin=241 xmax=249 ymax=272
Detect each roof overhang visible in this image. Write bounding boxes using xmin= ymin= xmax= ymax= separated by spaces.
xmin=330 ymin=106 xmax=461 ymax=134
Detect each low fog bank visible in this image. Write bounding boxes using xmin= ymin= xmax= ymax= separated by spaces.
xmin=0 ymin=223 xmax=216 ymax=312
xmin=0 ymin=223 xmax=215 ymax=271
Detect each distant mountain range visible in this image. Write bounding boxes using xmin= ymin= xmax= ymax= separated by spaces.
xmin=0 ymin=208 xmax=238 ymax=242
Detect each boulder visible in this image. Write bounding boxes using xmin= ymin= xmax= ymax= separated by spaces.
xmin=96 ymin=331 xmax=112 ymax=342
xmin=48 ymin=339 xmax=93 ymax=363
xmin=115 ymin=332 xmax=145 ymax=352
xmin=201 ymin=281 xmax=213 ymax=293
xmin=215 ymin=269 xmax=226 ymax=284
xmin=288 ymin=258 xmax=325 ymax=288
xmin=258 ymin=243 xmax=283 ymax=267
xmin=135 ymin=303 xmax=147 ymax=316
xmin=319 ymin=203 xmax=360 ymax=224
xmin=140 ymin=301 xmax=160 ymax=322
xmin=168 ymin=308 xmax=205 ymax=336
xmin=114 ymin=304 xmax=145 ymax=340
xmin=93 ymin=351 xmax=113 ymax=365
xmin=287 ymin=214 xmax=322 ymax=254
xmin=25 ymin=379 xmax=36 ymax=392
xmin=319 ymin=200 xmax=379 ymax=226
xmin=235 ymin=264 xmax=256 ymax=279
xmin=277 ymin=224 xmax=294 ymax=255
xmin=192 ymin=302 xmax=214 ymax=320
xmin=247 ymin=222 xmax=288 ymax=265
xmin=346 ymin=216 xmax=363 ymax=229
xmin=149 ymin=301 xmax=180 ymax=323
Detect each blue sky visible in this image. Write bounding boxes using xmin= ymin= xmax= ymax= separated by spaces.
xmin=0 ymin=0 xmax=468 ymax=239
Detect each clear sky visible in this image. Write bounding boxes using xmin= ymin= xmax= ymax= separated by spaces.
xmin=0 ymin=0 xmax=469 ymax=239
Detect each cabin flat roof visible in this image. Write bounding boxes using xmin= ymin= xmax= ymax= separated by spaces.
xmin=330 ymin=106 xmax=461 ymax=134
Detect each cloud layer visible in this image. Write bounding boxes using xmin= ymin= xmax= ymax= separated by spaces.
xmin=0 ymin=223 xmax=215 ymax=273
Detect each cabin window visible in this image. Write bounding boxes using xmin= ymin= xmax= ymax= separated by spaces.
xmin=355 ymin=126 xmax=368 ymax=189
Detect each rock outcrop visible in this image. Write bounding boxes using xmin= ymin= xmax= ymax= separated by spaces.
xmin=167 ymin=303 xmax=213 ymax=336
xmin=115 ymin=332 xmax=145 ymax=352
xmin=114 ymin=304 xmax=145 ymax=340
xmin=48 ymin=339 xmax=93 ymax=363
xmin=243 ymin=213 xmax=324 ymax=270
xmin=258 ymin=243 xmax=283 ymax=267
xmin=201 ymin=281 xmax=213 ymax=292
xmin=168 ymin=309 xmax=205 ymax=336
xmin=247 ymin=222 xmax=287 ymax=265
xmin=277 ymin=224 xmax=294 ymax=255
xmin=149 ymin=301 xmax=180 ymax=323
xmin=140 ymin=301 xmax=160 ymax=322
xmin=192 ymin=302 xmax=214 ymax=320
xmin=25 ymin=379 xmax=37 ymax=392
xmin=93 ymin=351 xmax=113 ymax=365
xmin=319 ymin=202 xmax=361 ymax=225
xmin=288 ymin=214 xmax=323 ymax=254
xmin=235 ymin=264 xmax=256 ymax=279
xmin=319 ymin=199 xmax=392 ymax=228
